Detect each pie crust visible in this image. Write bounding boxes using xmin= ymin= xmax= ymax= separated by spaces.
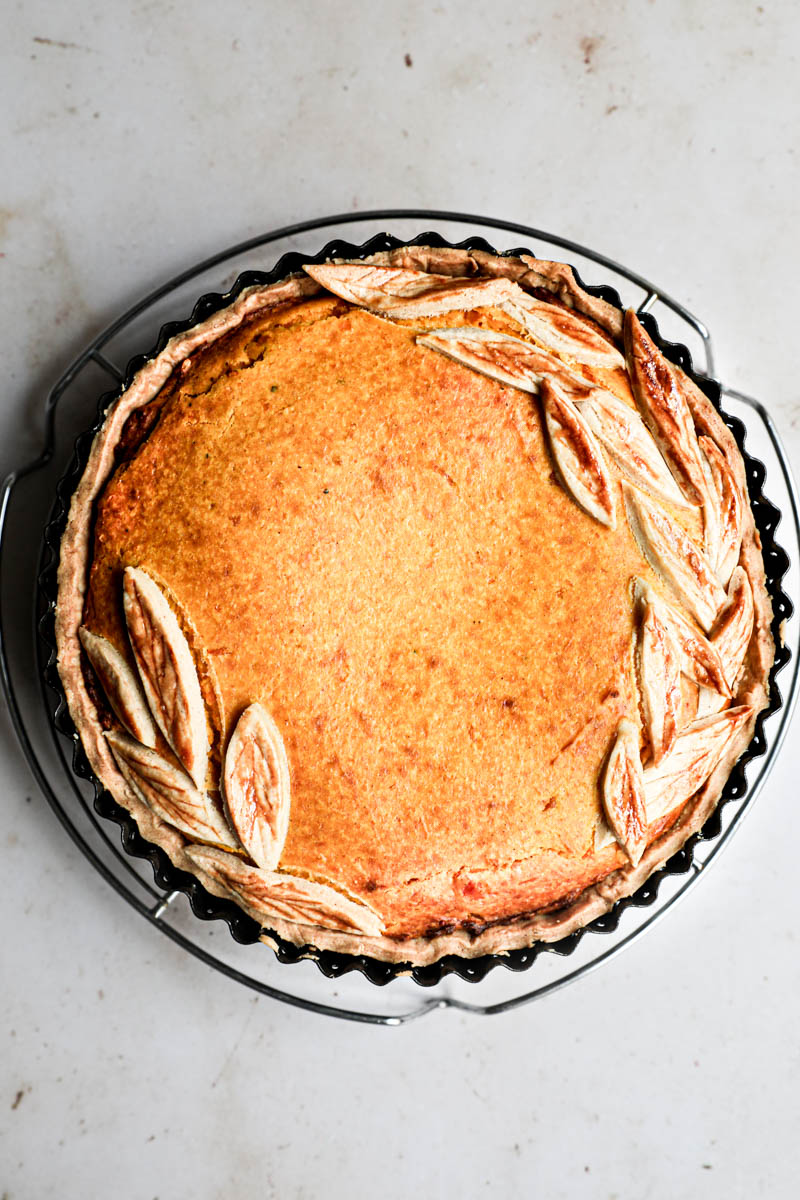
xmin=55 ymin=245 xmax=775 ymax=966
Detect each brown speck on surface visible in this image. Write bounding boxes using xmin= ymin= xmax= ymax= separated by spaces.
xmin=605 ymin=104 xmax=618 ymax=115
xmin=0 ymin=207 xmax=18 ymax=242
xmin=404 ymin=52 xmax=413 ymax=67
xmin=580 ymin=35 xmax=603 ymax=71
xmin=32 ymin=35 xmax=93 ymax=51
xmin=11 ymin=1088 xmax=25 ymax=1110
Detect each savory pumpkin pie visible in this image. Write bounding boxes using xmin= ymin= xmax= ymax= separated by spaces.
xmin=55 ymin=245 xmax=774 ymax=966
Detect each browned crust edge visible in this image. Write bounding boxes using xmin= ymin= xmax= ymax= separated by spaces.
xmin=55 ymin=248 xmax=774 ymax=967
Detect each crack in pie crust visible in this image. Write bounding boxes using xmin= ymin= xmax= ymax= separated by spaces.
xmin=55 ymin=246 xmax=774 ymax=966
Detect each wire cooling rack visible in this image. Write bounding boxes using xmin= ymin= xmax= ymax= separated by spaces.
xmin=2 ymin=211 xmax=798 ymax=1024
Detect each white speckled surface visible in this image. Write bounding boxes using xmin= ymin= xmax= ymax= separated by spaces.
xmin=2 ymin=3 xmax=800 ymax=1197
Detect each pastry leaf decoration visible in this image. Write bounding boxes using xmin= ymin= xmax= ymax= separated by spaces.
xmin=502 ymin=287 xmax=624 ymax=369
xmin=577 ymin=390 xmax=692 ymax=510
xmin=636 ymin=598 xmax=681 ymax=765
xmin=186 ymin=847 xmax=385 ymax=936
xmin=623 ymin=484 xmax=726 ymax=632
xmin=304 ymin=262 xmax=623 ymax=367
xmin=223 ymin=703 xmax=291 ymax=872
xmin=540 ymin=379 xmax=616 ymax=528
xmin=632 ymin=578 xmax=730 ymax=697
xmin=711 ymin=567 xmax=755 ymax=692
xmin=601 ymin=719 xmax=648 ymax=865
xmin=304 ymin=262 xmax=462 ymax=308
xmin=416 ymin=326 xmax=590 ymax=394
xmin=106 ymin=731 xmax=239 ymax=849
xmin=623 ymin=310 xmax=711 ymax=507
xmin=122 ymin=566 xmax=209 ymax=789
xmin=79 ymin=627 xmax=157 ymax=748
xmin=699 ymin=435 xmax=744 ymax=587
xmin=643 ymin=705 xmax=754 ymax=822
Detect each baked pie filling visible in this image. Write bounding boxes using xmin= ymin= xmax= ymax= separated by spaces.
xmin=55 ymin=246 xmax=774 ymax=965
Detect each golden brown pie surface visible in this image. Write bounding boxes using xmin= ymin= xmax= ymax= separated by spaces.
xmin=56 ymin=246 xmax=774 ymax=964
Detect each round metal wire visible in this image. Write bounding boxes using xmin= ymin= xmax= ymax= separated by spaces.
xmin=2 ymin=211 xmax=798 ymax=1023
